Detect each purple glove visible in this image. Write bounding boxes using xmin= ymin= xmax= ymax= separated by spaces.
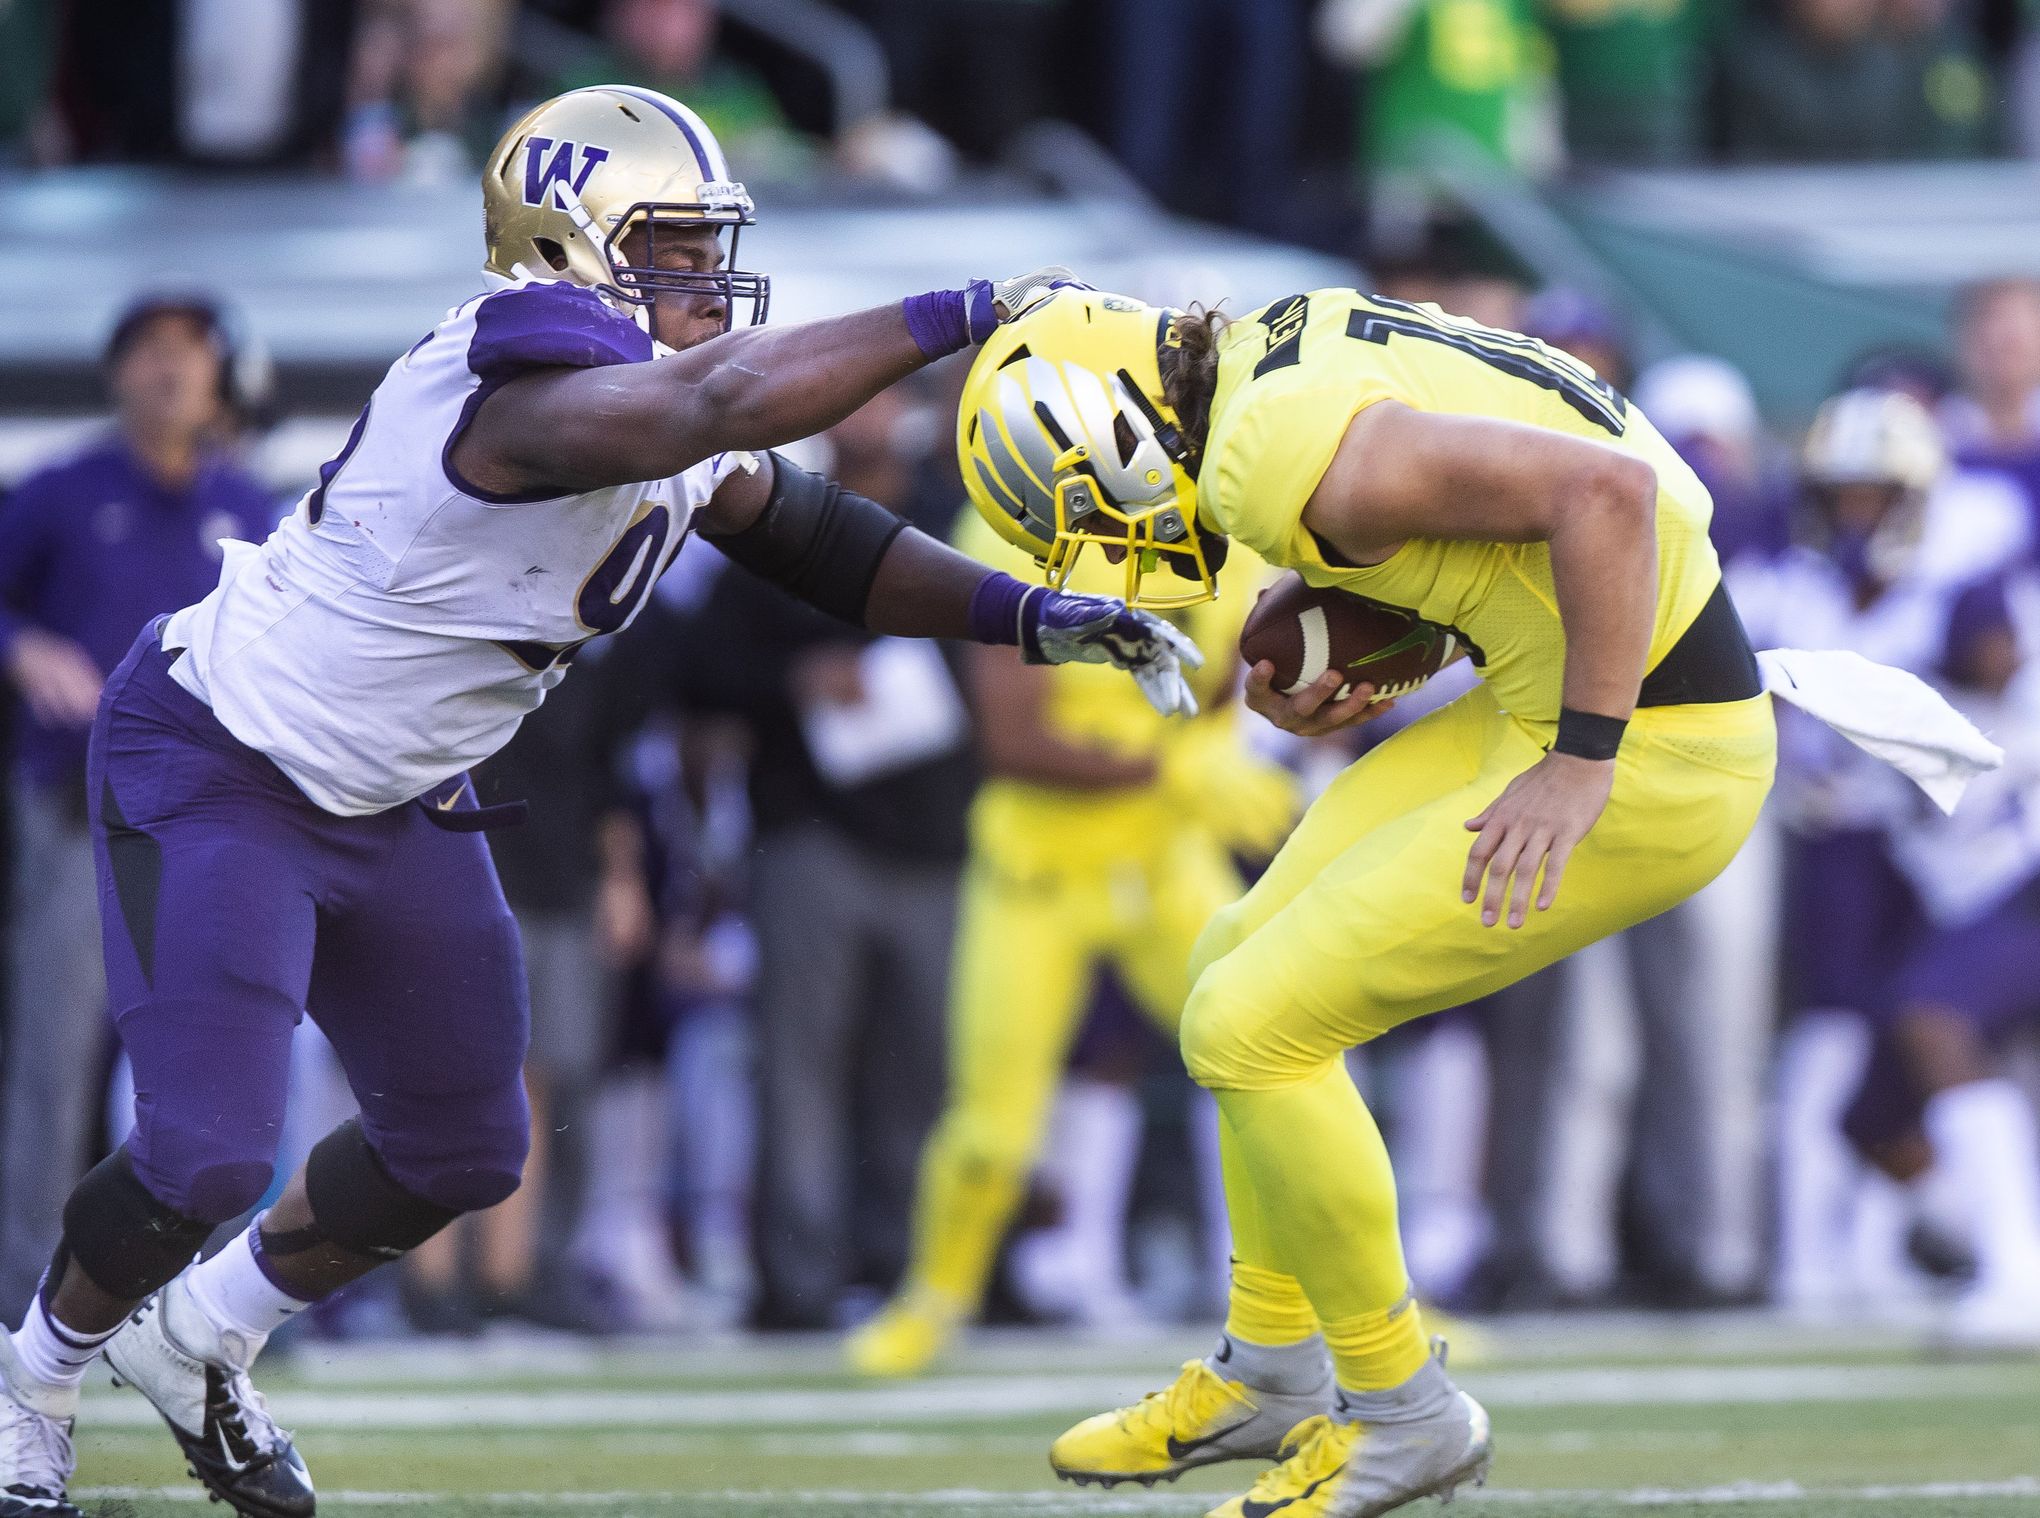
xmin=968 ymin=573 xmax=1203 ymax=717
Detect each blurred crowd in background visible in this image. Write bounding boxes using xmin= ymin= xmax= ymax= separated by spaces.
xmin=5 ymin=0 xmax=2040 ymax=243
xmin=0 ymin=0 xmax=2038 ymax=1352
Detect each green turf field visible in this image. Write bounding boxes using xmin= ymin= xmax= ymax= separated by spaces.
xmin=67 ymin=1315 xmax=2040 ymax=1517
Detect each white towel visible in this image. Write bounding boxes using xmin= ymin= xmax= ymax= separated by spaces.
xmin=1756 ymin=648 xmax=2006 ymax=815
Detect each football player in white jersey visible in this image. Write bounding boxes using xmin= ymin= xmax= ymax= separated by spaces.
xmin=1875 ymin=566 xmax=2040 ymax=1347
xmin=0 ymin=86 xmax=1199 ymax=1518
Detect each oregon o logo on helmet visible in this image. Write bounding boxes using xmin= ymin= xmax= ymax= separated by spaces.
xmin=522 ymin=137 xmax=610 ymax=209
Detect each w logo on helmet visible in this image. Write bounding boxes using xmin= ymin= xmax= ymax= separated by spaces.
xmin=522 ymin=136 xmax=610 ymax=209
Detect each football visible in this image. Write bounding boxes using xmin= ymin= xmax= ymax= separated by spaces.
xmin=1239 ymin=572 xmax=1461 ymax=702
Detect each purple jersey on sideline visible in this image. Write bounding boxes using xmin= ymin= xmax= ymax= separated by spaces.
xmin=0 ymin=438 xmax=276 ymax=789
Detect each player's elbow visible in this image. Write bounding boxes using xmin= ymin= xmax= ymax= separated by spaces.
xmin=1549 ymin=451 xmax=1655 ymax=545
xmin=642 ymin=363 xmax=754 ymax=470
xmin=1583 ymin=453 xmax=1657 ymax=526
xmin=668 ymin=359 xmax=771 ymax=458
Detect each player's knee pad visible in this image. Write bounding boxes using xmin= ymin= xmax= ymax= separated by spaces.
xmin=1178 ymin=955 xmax=1292 ymax=1091
xmin=1185 ymin=900 xmax=1248 ymax=990
xmin=183 ymin=1160 xmax=279 ymax=1224
xmin=304 ymin=1119 xmax=467 ymax=1259
xmin=59 ymin=1147 xmax=215 ymax=1299
xmin=127 ymin=1126 xmax=274 ymax=1225
xmin=410 ymin=1155 xmax=525 ymax=1215
xmin=346 ymin=1066 xmax=531 ymax=1217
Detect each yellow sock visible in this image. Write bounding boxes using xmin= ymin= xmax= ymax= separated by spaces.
xmin=1225 ymin=1260 xmax=1321 ymax=1347
xmin=907 ymin=1128 xmax=1025 ymax=1309
xmin=1216 ymin=1106 xmax=1320 ymax=1346
xmin=1322 ymin=1295 xmax=1430 ymax=1391
xmin=1214 ymin=1061 xmax=1422 ymax=1387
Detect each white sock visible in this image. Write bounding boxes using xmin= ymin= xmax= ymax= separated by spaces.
xmin=1207 ymin=1331 xmax=1331 ymax=1397
xmin=9 ymin=1297 xmax=117 ymax=1392
xmin=1924 ymin=1079 xmax=2040 ymax=1292
xmin=184 ymin=1219 xmax=314 ymax=1348
xmin=1771 ymin=1011 xmax=1871 ymax=1304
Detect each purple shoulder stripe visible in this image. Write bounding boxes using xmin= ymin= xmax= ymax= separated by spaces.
xmin=466 ymin=282 xmax=653 ymax=384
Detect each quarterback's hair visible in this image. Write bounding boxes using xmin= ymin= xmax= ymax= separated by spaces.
xmin=1161 ymin=304 xmax=1229 ymax=473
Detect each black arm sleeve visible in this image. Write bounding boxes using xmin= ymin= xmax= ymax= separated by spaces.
xmin=696 ymin=451 xmax=906 ymax=627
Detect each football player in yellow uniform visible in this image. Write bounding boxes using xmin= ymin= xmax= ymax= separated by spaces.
xmin=957 ymin=289 xmax=1778 ymax=1516
xmin=846 ymin=508 xmax=1290 ymax=1378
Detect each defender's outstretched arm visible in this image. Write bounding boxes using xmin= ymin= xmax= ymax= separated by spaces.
xmin=696 ymin=455 xmax=1204 ymax=716
xmin=462 ymin=302 xmax=934 ymax=498
xmin=464 ymin=271 xmax=1079 ymax=498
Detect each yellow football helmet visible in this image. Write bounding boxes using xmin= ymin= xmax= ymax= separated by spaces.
xmin=958 ymin=290 xmax=1219 ymax=608
xmin=482 ymin=85 xmax=768 ymax=329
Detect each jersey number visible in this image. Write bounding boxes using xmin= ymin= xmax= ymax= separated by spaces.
xmin=500 ymin=503 xmax=677 ymax=673
xmin=578 ymin=503 xmax=670 ymax=634
xmin=1345 ymin=296 xmax=1628 ymax=437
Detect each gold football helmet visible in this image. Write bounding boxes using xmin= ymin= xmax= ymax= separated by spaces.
xmin=482 ymin=85 xmax=767 ymax=329
xmin=958 ymin=290 xmax=1218 ymax=608
xmin=1802 ymin=387 xmax=1944 ymax=495
xmin=1801 ymin=387 xmax=1944 ymax=581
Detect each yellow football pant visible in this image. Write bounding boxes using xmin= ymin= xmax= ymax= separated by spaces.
xmin=1183 ymin=684 xmax=1776 ymax=1388
xmin=904 ymin=833 xmax=1243 ymax=1312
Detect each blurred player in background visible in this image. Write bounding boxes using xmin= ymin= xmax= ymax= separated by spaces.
xmin=846 ymin=513 xmax=1287 ymax=1378
xmin=1875 ymin=564 xmax=2040 ymax=1348
xmin=0 ymin=86 xmax=1204 ymax=1518
xmin=960 ymin=289 xmax=1989 ymax=1518
xmin=1733 ymin=388 xmax=2030 ymax=1318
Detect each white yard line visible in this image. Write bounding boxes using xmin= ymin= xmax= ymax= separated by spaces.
xmin=73 ymin=1478 xmax=2040 ymax=1508
xmin=269 ymin=1314 xmax=1952 ymax=1387
xmin=78 ymin=1426 xmax=1717 ymax=1459
xmin=72 ymin=1360 xmax=2038 ymax=1431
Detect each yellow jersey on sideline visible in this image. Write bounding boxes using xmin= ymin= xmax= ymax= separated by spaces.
xmin=951 ymin=507 xmax=1264 ymax=876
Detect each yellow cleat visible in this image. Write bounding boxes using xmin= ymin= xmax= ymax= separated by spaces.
xmin=1204 ymin=1392 xmax=1492 ymax=1518
xmin=843 ymin=1291 xmax=966 ymax=1379
xmin=1050 ymin=1358 xmax=1328 ymax=1488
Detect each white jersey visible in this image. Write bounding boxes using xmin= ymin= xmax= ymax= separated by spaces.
xmin=1730 ymin=470 xmax=2030 ymax=833
xmin=165 ymin=276 xmax=751 ymax=815
xmin=1891 ymin=571 xmax=2040 ymax=925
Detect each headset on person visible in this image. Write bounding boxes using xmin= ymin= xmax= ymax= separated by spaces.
xmin=102 ymin=286 xmax=277 ymax=429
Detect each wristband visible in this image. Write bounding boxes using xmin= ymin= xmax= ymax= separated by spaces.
xmin=901 ymin=282 xmax=997 ymax=359
xmin=966 ymin=571 xmax=1033 ymax=647
xmin=1553 ymin=707 xmax=1627 ymax=761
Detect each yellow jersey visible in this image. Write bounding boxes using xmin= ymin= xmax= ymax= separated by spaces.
xmin=1199 ymin=288 xmax=1723 ymax=727
xmin=952 ymin=507 xmax=1262 ymax=876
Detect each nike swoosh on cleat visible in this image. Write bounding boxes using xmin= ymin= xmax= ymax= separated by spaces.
xmin=1165 ymin=1421 xmax=1251 ymax=1461
xmin=1240 ymin=1473 xmax=1332 ymax=1518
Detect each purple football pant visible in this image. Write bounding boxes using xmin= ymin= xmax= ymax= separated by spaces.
xmin=1782 ymin=828 xmax=1922 ymax=1018
xmin=88 ymin=624 xmax=530 ymax=1224
xmin=1843 ymin=885 xmax=2040 ymax=1153
xmin=1891 ymin=886 xmax=2040 ymax=1036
